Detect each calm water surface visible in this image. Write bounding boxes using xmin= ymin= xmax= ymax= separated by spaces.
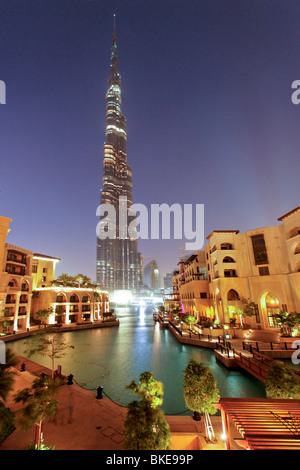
xmin=9 ymin=306 xmax=266 ymax=415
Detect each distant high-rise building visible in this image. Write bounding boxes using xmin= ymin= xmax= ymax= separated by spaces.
xmin=144 ymin=260 xmax=161 ymax=292
xmin=163 ymin=272 xmax=174 ymax=294
xmin=96 ymin=20 xmax=143 ymax=292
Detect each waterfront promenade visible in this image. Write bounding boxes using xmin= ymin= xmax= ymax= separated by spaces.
xmin=0 ymin=356 xmax=238 ymax=451
xmin=0 ymin=318 xmax=120 ymax=344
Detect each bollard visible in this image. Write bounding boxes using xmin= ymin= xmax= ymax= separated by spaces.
xmin=67 ymin=374 xmax=74 ymax=385
xmin=96 ymin=386 xmax=103 ymax=399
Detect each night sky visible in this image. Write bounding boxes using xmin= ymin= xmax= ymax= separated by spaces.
xmin=1 ymin=0 xmax=300 ymax=284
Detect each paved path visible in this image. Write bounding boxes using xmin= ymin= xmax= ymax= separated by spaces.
xmin=0 ymin=357 xmax=244 ymax=451
xmin=0 ymin=357 xmax=127 ymax=450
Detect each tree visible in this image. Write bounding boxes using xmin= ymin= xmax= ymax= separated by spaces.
xmin=183 ymin=359 xmax=220 ymax=442
xmin=123 ymin=372 xmax=171 ymax=450
xmin=14 ymin=376 xmax=60 ymax=449
xmin=0 ymin=348 xmax=18 ymax=403
xmin=0 ymin=348 xmax=18 ymax=443
xmin=74 ymin=274 xmax=91 ymax=288
xmin=183 ymin=314 xmax=197 ymax=330
xmin=265 ymin=361 xmax=300 ymax=399
xmin=24 ymin=330 xmax=74 ymax=379
xmin=157 ymin=305 xmax=166 ymax=316
xmin=55 ymin=273 xmax=72 ymax=287
xmin=272 ymin=311 xmax=300 ymax=336
xmin=170 ymin=305 xmax=182 ymax=322
xmin=0 ymin=319 xmax=13 ymax=335
xmin=234 ymin=297 xmax=257 ymax=327
xmin=34 ymin=307 xmax=53 ymax=326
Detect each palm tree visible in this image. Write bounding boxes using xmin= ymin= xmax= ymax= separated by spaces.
xmin=0 ymin=348 xmax=17 ymax=442
xmin=55 ymin=273 xmax=72 ymax=287
xmin=74 ymin=274 xmax=91 ymax=288
xmin=0 ymin=348 xmax=18 ymax=403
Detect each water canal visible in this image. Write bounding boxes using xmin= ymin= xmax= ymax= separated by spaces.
xmin=9 ymin=306 xmax=266 ymax=415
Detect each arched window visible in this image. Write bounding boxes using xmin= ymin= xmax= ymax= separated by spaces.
xmin=21 ymin=280 xmax=30 ymax=292
xmin=220 ymin=243 xmax=233 ymax=250
xmin=56 ymin=293 xmax=67 ymax=303
xmin=70 ymin=293 xmax=79 ymax=303
xmin=294 ymin=243 xmax=300 ymax=255
xmin=8 ymin=278 xmax=18 ymax=288
xmin=227 ymin=289 xmax=239 ymax=301
xmin=223 ymin=256 xmax=235 ymax=263
xmin=288 ymin=227 xmax=300 ymax=239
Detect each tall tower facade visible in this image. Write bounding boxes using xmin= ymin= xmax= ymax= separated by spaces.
xmin=144 ymin=260 xmax=161 ymax=293
xmin=96 ymin=23 xmax=143 ymax=293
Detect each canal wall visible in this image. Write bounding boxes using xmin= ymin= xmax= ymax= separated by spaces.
xmin=167 ymin=322 xmax=216 ymax=349
xmin=0 ymin=320 xmax=120 ymax=343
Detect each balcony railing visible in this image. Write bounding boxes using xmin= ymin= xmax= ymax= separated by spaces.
xmin=7 ymin=255 xmax=27 ymax=264
xmin=6 ymin=265 xmax=26 ymax=276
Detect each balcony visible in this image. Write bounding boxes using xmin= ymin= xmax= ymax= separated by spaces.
xmin=224 ymin=270 xmax=238 ymax=278
xmin=69 ymin=306 xmax=79 ymax=313
xmin=82 ymin=306 xmax=91 ymax=312
xmin=56 ymin=307 xmax=66 ymax=314
xmin=5 ymin=264 xmax=26 ymax=276
xmin=7 ymin=255 xmax=27 ymax=265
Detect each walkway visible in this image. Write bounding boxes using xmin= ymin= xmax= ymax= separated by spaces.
xmin=0 ymin=356 xmax=244 ymax=451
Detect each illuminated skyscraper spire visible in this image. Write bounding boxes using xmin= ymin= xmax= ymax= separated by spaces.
xmin=96 ymin=19 xmax=143 ymax=293
xmin=109 ymin=14 xmax=119 ymax=87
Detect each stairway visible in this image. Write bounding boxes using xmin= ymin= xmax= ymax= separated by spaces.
xmin=246 ymin=329 xmax=280 ymax=343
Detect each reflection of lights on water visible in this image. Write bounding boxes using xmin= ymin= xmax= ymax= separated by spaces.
xmin=139 ymin=306 xmax=145 ymax=325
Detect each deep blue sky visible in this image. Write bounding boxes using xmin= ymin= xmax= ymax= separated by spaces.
xmin=1 ymin=0 xmax=300 ymax=283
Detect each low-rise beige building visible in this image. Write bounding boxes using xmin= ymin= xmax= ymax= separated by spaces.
xmin=169 ymin=206 xmax=300 ymax=332
xmin=0 ymin=216 xmax=109 ymax=332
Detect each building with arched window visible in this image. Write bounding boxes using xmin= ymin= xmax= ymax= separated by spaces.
xmin=170 ymin=206 xmax=300 ymax=332
xmin=0 ymin=216 xmax=109 ymax=333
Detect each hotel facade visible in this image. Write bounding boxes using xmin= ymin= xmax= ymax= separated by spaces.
xmin=0 ymin=216 xmax=109 ymax=332
xmin=168 ymin=207 xmax=300 ymax=331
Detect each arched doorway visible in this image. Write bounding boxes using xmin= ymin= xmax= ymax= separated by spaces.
xmin=261 ymin=292 xmax=280 ymax=328
xmin=226 ymin=289 xmax=240 ymax=325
